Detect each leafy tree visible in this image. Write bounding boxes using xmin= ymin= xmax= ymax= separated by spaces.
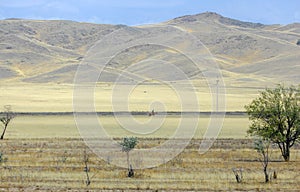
xmin=246 ymin=84 xmax=300 ymax=161
xmin=0 ymin=105 xmax=15 ymax=140
xmin=120 ymin=137 xmax=138 ymax=177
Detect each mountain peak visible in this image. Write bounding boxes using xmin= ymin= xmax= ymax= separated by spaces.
xmin=169 ymin=11 xmax=265 ymax=28
xmin=171 ymin=12 xmax=221 ymax=23
xmin=4 ymin=18 xmax=23 ymax=21
xmin=197 ymin=11 xmax=222 ymax=18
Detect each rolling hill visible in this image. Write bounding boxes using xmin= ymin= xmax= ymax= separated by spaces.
xmin=0 ymin=12 xmax=299 ymax=86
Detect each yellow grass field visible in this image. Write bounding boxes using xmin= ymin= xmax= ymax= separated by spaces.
xmin=0 ymin=137 xmax=299 ymax=191
xmin=0 ymin=82 xmax=260 ymax=112
xmin=1 ymin=114 xmax=299 ymax=191
xmin=7 ymin=115 xmax=249 ymax=139
xmin=1 ymin=83 xmax=299 ymax=191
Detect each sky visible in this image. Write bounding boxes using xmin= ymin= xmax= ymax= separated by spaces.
xmin=0 ymin=0 xmax=299 ymax=26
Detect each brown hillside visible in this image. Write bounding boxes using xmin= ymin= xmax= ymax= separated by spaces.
xmin=0 ymin=12 xmax=299 ymax=86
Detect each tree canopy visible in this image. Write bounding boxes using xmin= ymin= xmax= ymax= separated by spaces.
xmin=120 ymin=137 xmax=138 ymax=152
xmin=245 ymin=84 xmax=300 ymax=161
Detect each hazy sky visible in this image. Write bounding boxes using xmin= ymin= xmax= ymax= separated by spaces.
xmin=0 ymin=0 xmax=299 ymax=25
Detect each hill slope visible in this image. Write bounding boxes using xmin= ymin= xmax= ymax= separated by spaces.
xmin=0 ymin=12 xmax=299 ymax=86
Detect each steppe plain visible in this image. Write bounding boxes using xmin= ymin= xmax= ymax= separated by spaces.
xmin=0 ymin=12 xmax=300 ymax=191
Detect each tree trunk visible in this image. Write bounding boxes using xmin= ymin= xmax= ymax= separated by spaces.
xmin=283 ymin=141 xmax=290 ymax=162
xmin=126 ymin=152 xmax=129 ymax=170
xmin=126 ymin=152 xmax=134 ymax=177
xmin=283 ymin=150 xmax=290 ymax=162
xmin=0 ymin=124 xmax=8 ymax=140
xmin=128 ymin=164 xmax=134 ymax=177
xmin=264 ymin=167 xmax=269 ymax=183
xmin=85 ymin=169 xmax=90 ymax=186
xmin=279 ymin=142 xmax=290 ymax=162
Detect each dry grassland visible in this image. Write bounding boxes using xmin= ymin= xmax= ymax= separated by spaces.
xmin=1 ymin=83 xmax=298 ymax=191
xmin=0 ymin=83 xmax=259 ymax=112
xmin=7 ymin=115 xmax=249 ymax=139
xmin=0 ymin=138 xmax=299 ymax=191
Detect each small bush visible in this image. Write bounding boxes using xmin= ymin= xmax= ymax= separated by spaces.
xmin=0 ymin=152 xmax=3 ymax=162
xmin=0 ymin=152 xmax=7 ymax=163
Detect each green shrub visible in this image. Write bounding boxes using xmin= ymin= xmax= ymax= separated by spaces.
xmin=0 ymin=152 xmax=7 ymax=163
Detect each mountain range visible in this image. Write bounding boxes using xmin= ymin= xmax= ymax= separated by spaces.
xmin=1 ymin=12 xmax=299 ymax=86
